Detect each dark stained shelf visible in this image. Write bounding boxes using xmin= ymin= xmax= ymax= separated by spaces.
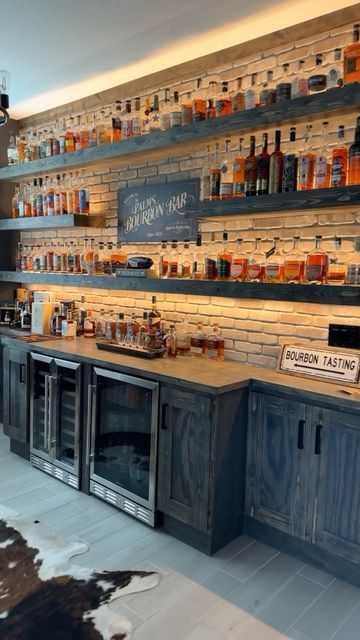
xmin=185 ymin=186 xmax=360 ymax=219
xmin=0 ymin=271 xmax=358 ymax=306
xmin=0 ymin=214 xmax=106 ymax=230
xmin=0 ymin=84 xmax=359 ymax=181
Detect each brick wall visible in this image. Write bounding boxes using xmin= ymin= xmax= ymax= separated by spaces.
xmin=18 ymin=19 xmax=360 ymax=369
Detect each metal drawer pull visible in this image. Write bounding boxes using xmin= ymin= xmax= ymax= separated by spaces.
xmin=315 ymin=424 xmax=323 ymax=455
xmin=19 ymin=363 xmax=25 ymax=383
xmin=161 ymin=404 xmax=169 ymax=430
xmin=297 ymin=419 xmax=305 ymax=450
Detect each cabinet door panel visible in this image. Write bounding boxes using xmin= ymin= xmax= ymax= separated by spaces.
xmin=314 ymin=408 xmax=360 ymax=564
xmin=157 ymin=386 xmax=212 ymax=532
xmin=3 ymin=347 xmax=28 ymax=443
xmin=246 ymin=392 xmax=309 ymax=538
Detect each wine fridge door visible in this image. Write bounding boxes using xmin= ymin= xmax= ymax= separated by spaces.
xmin=30 ymin=353 xmax=52 ymax=460
xmin=89 ymin=367 xmax=159 ymax=514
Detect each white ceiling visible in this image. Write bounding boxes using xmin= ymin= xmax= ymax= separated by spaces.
xmin=2 ymin=0 xmax=359 ymax=119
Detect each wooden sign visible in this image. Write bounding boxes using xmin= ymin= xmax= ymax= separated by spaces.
xmin=118 ymin=179 xmax=199 ymax=243
xmin=279 ymin=344 xmax=360 ymax=384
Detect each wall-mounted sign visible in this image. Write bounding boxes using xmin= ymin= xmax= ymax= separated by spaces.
xmin=118 ymin=179 xmax=199 ymax=243
xmin=279 ymin=344 xmax=360 ymax=384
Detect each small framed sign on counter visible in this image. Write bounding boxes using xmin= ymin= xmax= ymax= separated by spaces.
xmin=118 ymin=179 xmax=199 ymax=243
xmin=279 ymin=344 xmax=360 ymax=385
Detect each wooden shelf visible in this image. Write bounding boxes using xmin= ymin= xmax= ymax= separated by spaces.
xmin=0 ymin=85 xmax=359 ymax=182
xmin=185 ymin=186 xmax=360 ymax=219
xmin=0 ymin=214 xmax=106 ymax=230
xmin=0 ymin=271 xmax=358 ymax=306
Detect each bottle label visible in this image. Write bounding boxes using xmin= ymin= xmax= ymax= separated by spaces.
xmin=346 ymin=56 xmax=357 ymax=74
xmin=181 ymin=106 xmax=192 ymax=126
xmin=233 ymin=182 xmax=244 ymax=196
xmin=219 ymin=182 xmax=233 ymax=197
xmin=47 ymin=192 xmax=54 ymax=215
xmin=206 ymin=348 xmax=218 ymax=359
xmin=79 ymin=189 xmax=87 ymax=213
xmin=190 ymin=345 xmax=203 ymax=355
xmin=347 ymin=264 xmax=360 ymax=284
xmin=169 ymin=262 xmax=178 ymax=277
xmin=248 ymin=264 xmax=264 ymax=280
xmin=292 ymin=78 xmax=308 ymax=97
xmin=245 ymin=89 xmax=256 ymax=110
xmin=231 ymin=259 xmax=247 ymax=279
xmin=192 ymin=100 xmax=206 ymax=121
xmin=36 ymin=194 xmax=43 ymax=215
xmin=266 ymin=264 xmax=281 ymax=280
xmin=121 ymin=120 xmax=132 ymax=138
xmin=282 ymin=155 xmax=297 ymax=191
xmin=331 ymin=156 xmax=347 ymax=186
xmin=217 ymin=258 xmax=231 ymax=278
xmin=205 ymin=258 xmax=217 ymax=279
xmin=209 ymin=172 xmax=220 ymax=198
xmin=269 ymin=157 xmax=283 ymax=193
xmin=315 ymin=156 xmax=327 ymax=187
xmin=132 ymin=117 xmax=142 ymax=135
xmin=298 ymin=156 xmax=312 ymax=187
xmin=169 ymin=112 xmax=182 ymax=127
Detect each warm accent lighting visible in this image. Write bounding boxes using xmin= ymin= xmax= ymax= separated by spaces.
xmin=0 ymin=69 xmax=10 ymax=126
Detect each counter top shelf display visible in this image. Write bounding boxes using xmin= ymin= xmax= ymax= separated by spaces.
xmin=0 ymin=270 xmax=358 ymax=306
xmin=0 ymin=85 xmax=359 ymax=181
xmin=0 ymin=214 xmax=106 ymax=231
xmin=185 ymin=185 xmax=360 ymax=220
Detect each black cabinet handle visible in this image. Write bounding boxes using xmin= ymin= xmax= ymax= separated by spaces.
xmin=297 ymin=419 xmax=305 ymax=450
xmin=315 ymin=424 xmax=323 ymax=455
xmin=161 ymin=404 xmax=168 ymax=430
xmin=20 ymin=363 xmax=25 ymax=383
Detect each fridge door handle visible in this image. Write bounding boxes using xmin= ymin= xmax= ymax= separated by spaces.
xmin=50 ymin=375 xmax=58 ymax=448
xmin=43 ymin=374 xmax=49 ymax=450
xmin=48 ymin=375 xmax=54 ymax=453
xmin=86 ymin=384 xmax=96 ymax=465
xmin=19 ymin=363 xmax=26 ymax=384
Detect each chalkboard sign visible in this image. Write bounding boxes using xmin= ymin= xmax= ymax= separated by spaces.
xmin=118 ymin=179 xmax=199 ymax=243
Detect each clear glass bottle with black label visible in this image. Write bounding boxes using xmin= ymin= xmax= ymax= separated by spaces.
xmin=308 ymin=54 xmax=327 ymax=93
xmin=282 ymin=127 xmax=298 ymax=192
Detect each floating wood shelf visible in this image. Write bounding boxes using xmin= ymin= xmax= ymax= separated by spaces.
xmin=0 ymin=271 xmax=358 ymax=306
xmin=0 ymin=214 xmax=106 ymax=230
xmin=185 ymin=186 xmax=360 ymax=219
xmin=0 ymin=84 xmax=359 ymax=182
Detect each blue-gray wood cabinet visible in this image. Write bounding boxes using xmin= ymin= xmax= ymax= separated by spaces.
xmin=246 ymin=390 xmax=360 ymax=565
xmin=3 ymin=345 xmax=29 ymax=444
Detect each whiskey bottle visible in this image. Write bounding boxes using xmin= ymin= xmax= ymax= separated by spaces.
xmin=132 ymin=96 xmax=142 ymax=135
xmin=200 ymin=144 xmax=211 ymax=201
xmin=209 ymin=142 xmax=221 ymax=201
xmin=190 ymin=321 xmax=207 ymax=357
xmin=215 ymin=81 xmax=232 ymax=117
xmin=232 ymin=137 xmax=245 ymax=198
xmin=331 ymin=125 xmax=348 ymax=187
xmin=205 ymin=324 xmax=225 ymax=361
xmin=204 ymin=232 xmax=218 ymax=280
xmin=327 ymin=236 xmax=346 ymax=285
xmin=192 ymin=78 xmax=206 ymax=122
xmin=165 ymin=325 xmax=177 ymax=358
xmin=276 ymin=63 xmax=292 ymax=102
xmin=327 ymin=48 xmax=343 ymax=89
xmin=231 ymin=77 xmax=245 ymax=111
xmin=206 ymin=81 xmax=217 ymax=118
xmin=314 ymin=121 xmax=331 ymax=189
xmin=180 ymin=240 xmax=191 ymax=278
xmin=159 ymin=240 xmax=169 ymax=278
xmin=168 ymin=240 xmax=178 ymax=278
xmin=256 ymin=132 xmax=270 ymax=195
xmin=259 ymin=70 xmax=276 ymax=107
xmin=148 ymin=296 xmax=161 ymax=328
xmin=265 ymin=237 xmax=284 ymax=283
xmin=348 ymin=116 xmax=360 ymax=185
xmin=245 ymin=73 xmax=257 ymax=110
xmin=347 ymin=236 xmax=360 ymax=285
xmin=298 ymin=124 xmax=315 ymax=190
xmin=247 ymin=237 xmax=265 ymax=282
xmin=169 ymin=92 xmax=181 ymax=128
xmin=282 ymin=127 xmax=298 ymax=192
xmin=112 ymin=100 xmax=122 ymax=141
xmin=269 ymin=130 xmax=283 ymax=194
xmin=244 ymin=136 xmax=257 ymax=197
xmin=305 ymin=235 xmax=328 ymax=284
xmin=217 ymin=232 xmax=232 ymax=280
xmin=192 ymin=234 xmax=204 ymax=280
xmin=175 ymin=317 xmax=191 ymax=356
xmin=231 ymin=238 xmax=248 ymax=281
xmin=291 ymin=60 xmax=308 ymax=98
xmin=219 ymin=139 xmax=234 ymax=199
xmin=159 ymin=89 xmax=170 ymax=131
xmin=343 ymin=24 xmax=360 ymax=85
xmin=121 ymin=100 xmax=132 ymax=138
xmin=150 ymin=94 xmax=161 ymax=132
xmin=308 ymin=54 xmax=327 ymax=93
xmin=284 ymin=236 xmax=305 ymax=283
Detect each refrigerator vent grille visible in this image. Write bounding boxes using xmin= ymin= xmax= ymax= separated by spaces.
xmin=90 ymin=481 xmax=153 ymax=525
xmin=30 ymin=455 xmax=79 ymax=489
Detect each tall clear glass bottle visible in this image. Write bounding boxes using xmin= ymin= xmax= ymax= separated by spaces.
xmin=305 ymin=235 xmax=328 ymax=284
xmin=265 ymin=237 xmax=284 ymax=283
xmin=291 ymin=60 xmax=308 ymax=98
xmin=347 ymin=236 xmax=360 ymax=285
xmin=298 ymin=124 xmax=315 ymax=191
xmin=204 ymin=232 xmax=217 ymax=280
xmin=282 ymin=127 xmax=298 ymax=192
xmin=256 ymin=132 xmax=270 ymax=195
xmin=205 ymin=324 xmax=225 ymax=361
xmin=190 ymin=321 xmax=207 ymax=358
xmin=209 ymin=142 xmax=221 ymax=201
xmin=217 ymin=232 xmax=232 ymax=280
xmin=269 ymin=130 xmax=283 ymax=194
xmin=219 ymin=139 xmax=234 ymax=199
xmin=200 ymin=144 xmax=211 ymax=201
xmin=231 ymin=238 xmax=248 ymax=281
xmin=331 ymin=125 xmax=348 ymax=187
xmin=348 ymin=116 xmax=360 ymax=185
xmin=168 ymin=240 xmax=178 ymax=278
xmin=314 ymin=121 xmax=331 ymax=189
xmin=233 ymin=137 xmax=245 ymax=198
xmin=192 ymin=234 xmax=204 ymax=280
xmin=244 ymin=136 xmax=257 ymax=197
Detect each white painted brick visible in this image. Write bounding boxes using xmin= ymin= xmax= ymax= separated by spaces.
xmin=248 ymin=333 xmax=278 ymax=345
xmin=158 ymin=162 xmax=180 ymax=174
xmin=248 ymin=309 xmax=278 ymax=322
xmin=226 ymin=351 xmax=247 ymax=363
xmin=278 ymin=46 xmax=310 ymax=64
xmin=262 ymin=345 xmax=281 ymax=358
xmin=235 ymin=340 xmax=261 ymax=354
xmin=248 ymin=354 xmax=275 ymax=368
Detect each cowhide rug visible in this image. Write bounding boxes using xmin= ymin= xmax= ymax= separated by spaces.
xmin=0 ymin=505 xmax=160 ymax=640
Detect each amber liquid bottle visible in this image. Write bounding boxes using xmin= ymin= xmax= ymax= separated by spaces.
xmin=217 ymin=232 xmax=232 ymax=280
xmin=233 ymin=137 xmax=245 ymax=197
xmin=269 ymin=130 xmax=283 ymax=194
xmin=331 ymin=125 xmax=348 ymax=187
xmin=298 ymin=124 xmax=315 ymax=191
xmin=256 ymin=132 xmax=270 ymax=195
xmin=244 ymin=136 xmax=257 ymax=197
xmin=209 ymin=143 xmax=221 ymax=201
xmin=348 ymin=116 xmax=360 ymax=185
xmin=343 ymin=24 xmax=360 ymax=85
xmin=305 ymin=235 xmax=328 ymax=284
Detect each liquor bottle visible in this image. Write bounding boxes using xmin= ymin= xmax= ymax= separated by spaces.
xmin=284 ymin=235 xmax=305 ymax=283
xmin=245 ymin=73 xmax=257 ymax=110
xmin=159 ymin=89 xmax=170 ymax=131
xmin=247 ymin=237 xmax=265 ymax=282
xmin=148 ymin=296 xmax=161 ymax=328
xmin=168 ymin=240 xmax=178 ymax=278
xmin=59 ymin=174 xmax=67 ymax=214
xmin=190 ymin=321 xmax=207 ymax=357
xmin=232 ymin=137 xmax=245 ymax=197
xmin=112 ymin=101 xmax=122 ymax=141
xmin=348 ymin=116 xmax=360 ymax=185
xmin=209 ymin=142 xmax=221 ymax=201
xmin=83 ymin=310 xmax=95 ymax=338
xmin=54 ymin=175 xmax=62 ymax=215
xmin=298 ymin=124 xmax=315 ymax=190
xmin=269 ymin=130 xmax=283 ymax=194
xmin=200 ymin=144 xmax=211 ymax=201
xmin=305 ymin=235 xmax=328 ymax=283
xmin=314 ymin=121 xmax=331 ymax=189
xmin=66 ymin=173 xmax=74 ymax=214
xmin=343 ymin=24 xmax=360 ymax=85
xmin=165 ymin=325 xmax=177 ymax=358
xmin=215 ymin=81 xmax=232 ymax=117
xmin=58 ymin=119 xmax=66 ymax=154
xmin=142 ymin=96 xmax=152 ymax=134
xmin=276 ymin=63 xmax=292 ymax=102
xmin=265 ymin=237 xmax=284 ymax=282
xmin=231 ymin=238 xmax=248 ymax=281
xmin=217 ymin=232 xmax=231 ymax=280
xmin=331 ymin=125 xmax=348 ymax=187
xmin=231 ymin=77 xmax=245 ymax=112
xmin=121 ymin=101 xmax=132 ymax=138
xmin=204 ymin=232 xmax=217 ymax=280
xmin=72 ymin=171 xmax=80 ymax=214
xmin=347 ymin=236 xmax=360 ymax=285
xmin=308 ymin=54 xmax=327 ymax=93
xmin=256 ymin=132 xmax=270 ymax=195
xmin=110 ymin=242 xmax=127 ymax=272
xmin=192 ymin=234 xmax=204 ymax=279
xmin=115 ymin=312 xmax=127 ymax=343
xmin=181 ymin=91 xmax=193 ymax=126
xmin=15 ymin=242 xmax=23 ymax=271
xmin=169 ymin=91 xmax=182 ymax=127
xmin=282 ymin=127 xmax=298 ymax=192
xmin=132 ymin=96 xmax=142 ymax=135
xmin=205 ymin=97 xmax=216 ymax=120
xmin=180 ymin=240 xmax=191 ymax=278
xmin=65 ymin=120 xmax=75 ymax=152
xmin=244 ymin=136 xmax=257 ymax=197
xmin=7 ymin=131 xmax=18 ymax=164
xmin=30 ymin=131 xmax=38 ymax=161
xmin=175 ymin=317 xmax=191 ymax=355
xmin=192 ymin=78 xmax=206 ymax=122
xmin=206 ymin=80 xmax=218 ymax=117
xmin=159 ymin=240 xmax=168 ymax=278
xmin=30 ymin=179 xmax=38 ymax=216
xmin=78 ymin=169 xmax=89 ymax=214
xmin=327 ymin=48 xmax=343 ymax=89
xmin=291 ymin=60 xmax=308 ymax=98
xmin=78 ymin=114 xmax=90 ymax=149
xmin=74 ymin=117 xmax=81 ymax=151
xmin=327 ymin=236 xmax=346 ymax=284
xmin=95 ymin=308 xmax=107 ymax=340
xmin=259 ymin=71 xmax=276 ymax=107
xmin=46 ymin=178 xmax=55 ymax=216
xmin=219 ymin=139 xmax=234 ymax=199
xmin=12 ymin=186 xmax=19 ymax=218
xmin=205 ymin=324 xmax=225 ymax=361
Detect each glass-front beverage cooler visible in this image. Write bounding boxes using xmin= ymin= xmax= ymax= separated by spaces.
xmin=30 ymin=353 xmax=82 ymax=488
xmin=87 ymin=367 xmax=159 ymax=526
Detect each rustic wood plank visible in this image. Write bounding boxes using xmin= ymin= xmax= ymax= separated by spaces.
xmin=2 ymin=85 xmax=360 ymax=181
xmin=0 ymin=214 xmax=106 ymax=230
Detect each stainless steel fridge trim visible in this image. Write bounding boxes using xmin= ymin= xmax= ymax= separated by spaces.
xmin=30 ymin=352 xmax=52 ymax=460
xmin=54 ymin=358 xmax=81 ymax=371
xmin=43 ymin=374 xmax=49 ymax=451
xmin=50 ymin=360 xmax=82 ymax=477
xmin=48 ymin=374 xmax=54 ymax=453
xmin=30 ymin=352 xmax=53 ymax=365
xmin=86 ymin=384 xmax=95 ymax=465
xmin=90 ymin=367 xmax=159 ymax=513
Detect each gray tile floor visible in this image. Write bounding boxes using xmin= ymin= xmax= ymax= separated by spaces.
xmin=1 ymin=430 xmax=359 ymax=640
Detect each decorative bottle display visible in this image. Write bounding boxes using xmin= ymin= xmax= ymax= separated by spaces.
xmin=205 ymin=324 xmax=224 ymax=361
xmin=284 ymin=236 xmax=305 ymax=283
xmin=268 ymin=130 xmax=283 ymax=194
xmin=331 ymin=125 xmax=348 ymax=187
xmin=256 ymin=133 xmax=270 ymax=195
xmin=343 ymin=24 xmax=360 ymax=85
xmin=348 ymin=116 xmax=360 ymax=185
xmin=305 ymin=235 xmax=328 ymax=283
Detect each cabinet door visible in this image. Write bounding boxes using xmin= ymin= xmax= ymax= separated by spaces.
xmin=3 ymin=346 xmax=28 ymax=443
xmin=157 ymin=385 xmax=212 ymax=532
xmin=312 ymin=408 xmax=360 ymax=564
xmin=246 ymin=392 xmax=309 ymax=538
